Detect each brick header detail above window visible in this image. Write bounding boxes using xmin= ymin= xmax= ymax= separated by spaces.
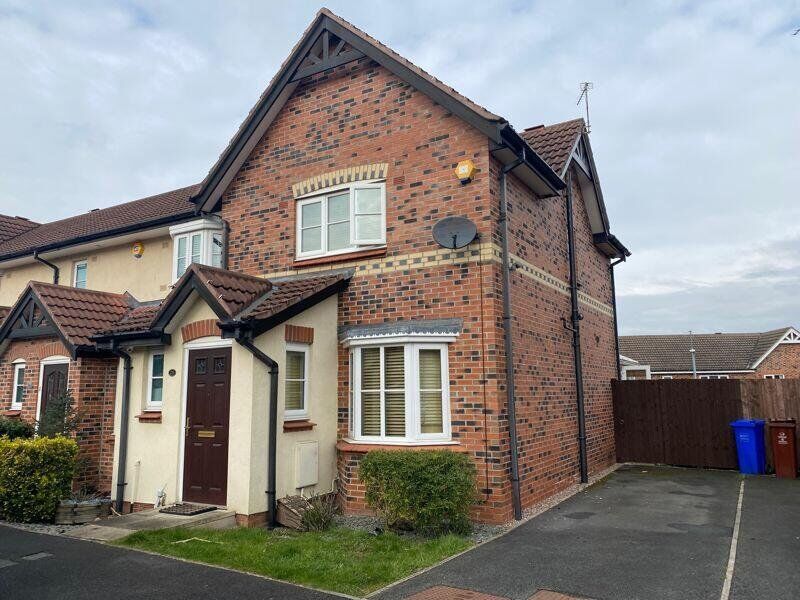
xmin=181 ymin=319 xmax=220 ymax=343
xmin=292 ymin=163 xmax=388 ymax=198
xmin=285 ymin=324 xmax=314 ymax=344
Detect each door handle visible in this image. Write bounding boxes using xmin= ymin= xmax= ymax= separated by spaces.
xmin=185 ymin=417 xmax=190 ymax=437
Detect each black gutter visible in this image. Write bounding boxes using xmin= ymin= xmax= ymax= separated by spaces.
xmin=235 ymin=335 xmax=279 ymax=528
xmin=33 ymin=251 xmax=59 ymax=284
xmin=498 ymin=124 xmax=565 ymax=194
xmin=609 ymin=256 xmax=626 ymax=379
xmin=111 ymin=345 xmax=133 ymax=513
xmin=499 ymin=158 xmax=524 ymax=521
xmin=565 ymin=170 xmax=588 ymax=484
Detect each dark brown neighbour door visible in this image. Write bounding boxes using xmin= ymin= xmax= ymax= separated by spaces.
xmin=183 ymin=347 xmax=232 ymax=506
xmin=40 ymin=362 xmax=68 ymax=420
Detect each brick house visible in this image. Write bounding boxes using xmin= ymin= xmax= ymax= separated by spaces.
xmin=0 ymin=9 xmax=628 ymax=524
xmin=619 ymin=327 xmax=800 ymax=380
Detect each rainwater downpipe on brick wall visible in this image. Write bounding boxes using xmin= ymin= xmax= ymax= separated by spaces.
xmin=609 ymin=256 xmax=626 ymax=379
xmin=499 ymin=158 xmax=524 ymax=521
xmin=33 ymin=250 xmax=59 ymax=285
xmin=111 ymin=346 xmax=132 ymax=513
xmin=565 ymin=170 xmax=589 ymax=484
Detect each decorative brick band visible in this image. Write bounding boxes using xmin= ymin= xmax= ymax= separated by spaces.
xmin=263 ymin=242 xmax=614 ymax=318
xmin=291 ymin=163 xmax=388 ymax=198
xmin=181 ymin=319 xmax=220 ymax=343
xmin=285 ymin=324 xmax=314 ymax=344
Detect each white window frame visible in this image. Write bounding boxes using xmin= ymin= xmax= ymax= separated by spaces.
xmin=699 ymin=374 xmax=730 ymax=379
xmin=284 ymin=343 xmax=310 ymax=421
xmin=659 ymin=375 xmax=673 ymax=380
xmin=11 ymin=360 xmax=25 ymax=409
xmin=764 ymin=374 xmax=785 ymax=379
xmin=73 ymin=260 xmax=88 ymax=289
xmin=348 ymin=341 xmax=452 ymax=444
xmin=169 ymin=219 xmax=224 ymax=282
xmin=295 ymin=180 xmax=386 ymax=260
xmin=146 ymin=351 xmax=165 ymax=410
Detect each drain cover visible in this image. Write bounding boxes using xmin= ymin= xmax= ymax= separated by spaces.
xmin=159 ymin=503 xmax=216 ymax=516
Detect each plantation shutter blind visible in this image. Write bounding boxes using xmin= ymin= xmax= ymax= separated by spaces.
xmin=384 ymin=346 xmax=405 ymax=437
xmin=419 ymin=349 xmax=444 ymax=433
xmin=285 ymin=351 xmax=305 ymax=411
xmin=352 ymin=186 xmax=384 ymax=245
xmin=360 ymin=347 xmax=381 ymax=436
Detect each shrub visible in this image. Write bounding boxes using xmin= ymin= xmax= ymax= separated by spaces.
xmin=0 ymin=436 xmax=78 ymax=522
xmin=301 ymin=493 xmax=339 ymax=531
xmin=0 ymin=416 xmax=34 ymax=440
xmin=37 ymin=390 xmax=81 ymax=438
xmin=359 ymin=450 xmax=476 ymax=536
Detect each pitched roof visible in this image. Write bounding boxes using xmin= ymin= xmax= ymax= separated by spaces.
xmin=0 ymin=215 xmax=39 ymax=243
xmin=192 ymin=7 xmax=563 ymax=212
xmin=521 ymin=118 xmax=585 ymax=177
xmin=190 ymin=264 xmax=273 ymax=318
xmin=619 ymin=328 xmax=796 ymax=372
xmin=0 ymin=184 xmax=199 ymax=262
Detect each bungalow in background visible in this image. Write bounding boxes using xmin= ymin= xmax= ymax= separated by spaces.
xmin=619 ymin=327 xmax=800 ymax=380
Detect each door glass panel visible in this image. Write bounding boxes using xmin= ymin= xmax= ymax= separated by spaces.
xmin=213 ymin=356 xmax=226 ymax=374
xmin=195 ymin=357 xmax=207 ymax=375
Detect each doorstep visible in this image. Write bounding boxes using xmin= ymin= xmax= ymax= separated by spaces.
xmin=66 ymin=506 xmax=236 ymax=542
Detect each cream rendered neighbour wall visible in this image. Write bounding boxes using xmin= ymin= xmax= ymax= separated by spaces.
xmin=112 ymin=292 xmax=340 ymax=518
xmin=0 ymin=235 xmax=174 ymax=305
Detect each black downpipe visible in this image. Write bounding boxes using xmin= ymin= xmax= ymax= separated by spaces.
xmin=499 ymin=161 xmax=523 ymax=521
xmin=609 ymin=257 xmax=625 ymax=379
xmin=112 ymin=347 xmax=132 ymax=513
xmin=33 ymin=251 xmax=60 ymax=285
xmin=565 ymin=171 xmax=589 ymax=484
xmin=236 ymin=338 xmax=279 ymax=528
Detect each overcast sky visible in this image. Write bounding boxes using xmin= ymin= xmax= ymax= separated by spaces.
xmin=1 ymin=1 xmax=798 ymax=334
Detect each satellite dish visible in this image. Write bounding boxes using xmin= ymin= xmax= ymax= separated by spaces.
xmin=433 ymin=216 xmax=478 ymax=249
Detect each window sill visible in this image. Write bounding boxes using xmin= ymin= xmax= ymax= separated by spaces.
xmin=283 ymin=419 xmax=316 ymax=433
xmin=293 ymin=247 xmax=386 ymax=268
xmin=336 ymin=440 xmax=467 ymax=454
xmin=135 ymin=411 xmax=162 ymax=423
xmin=3 ymin=409 xmax=21 ymax=418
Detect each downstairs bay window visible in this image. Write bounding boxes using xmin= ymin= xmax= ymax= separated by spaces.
xmin=349 ymin=343 xmax=451 ymax=443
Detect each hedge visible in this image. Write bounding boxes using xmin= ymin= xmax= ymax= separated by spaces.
xmin=0 ymin=436 xmax=78 ymax=523
xmin=359 ymin=450 xmax=476 ymax=535
xmin=0 ymin=416 xmax=34 ymax=440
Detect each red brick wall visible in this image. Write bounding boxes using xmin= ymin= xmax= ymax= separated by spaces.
xmin=0 ymin=338 xmax=117 ymax=493
xmin=218 ymin=57 xmax=616 ymax=522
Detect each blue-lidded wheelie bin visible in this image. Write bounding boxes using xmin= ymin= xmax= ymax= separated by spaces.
xmin=730 ymin=419 xmax=766 ymax=474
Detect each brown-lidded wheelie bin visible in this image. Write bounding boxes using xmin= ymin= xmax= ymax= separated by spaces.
xmin=769 ymin=419 xmax=797 ymax=479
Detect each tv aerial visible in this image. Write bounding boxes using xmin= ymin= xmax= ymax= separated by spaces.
xmin=432 ymin=216 xmax=478 ymax=249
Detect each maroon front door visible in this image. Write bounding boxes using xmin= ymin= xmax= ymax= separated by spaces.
xmin=40 ymin=362 xmax=68 ymax=420
xmin=183 ymin=347 xmax=232 ymax=506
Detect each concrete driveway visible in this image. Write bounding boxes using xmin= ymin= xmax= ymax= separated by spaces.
xmin=374 ymin=465 xmax=800 ymax=600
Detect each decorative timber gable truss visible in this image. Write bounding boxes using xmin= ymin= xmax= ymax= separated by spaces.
xmin=190 ymin=7 xmax=565 ymax=214
xmin=4 ymin=295 xmax=57 ymax=341
xmin=750 ymin=326 xmax=800 ymax=369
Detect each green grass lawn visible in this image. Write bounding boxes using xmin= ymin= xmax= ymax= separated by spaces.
xmin=116 ymin=526 xmax=472 ymax=596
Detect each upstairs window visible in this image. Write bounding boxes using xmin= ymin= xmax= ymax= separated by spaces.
xmin=296 ymin=182 xmax=385 ymax=259
xmin=169 ymin=219 xmax=224 ymax=280
xmin=11 ymin=361 xmax=25 ymax=409
xmin=73 ymin=261 xmax=88 ymax=289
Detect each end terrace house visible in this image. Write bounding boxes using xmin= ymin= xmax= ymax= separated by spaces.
xmin=0 ymin=9 xmax=629 ymax=525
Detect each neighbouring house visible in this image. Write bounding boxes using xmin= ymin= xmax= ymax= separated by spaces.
xmin=0 ymin=8 xmax=628 ymax=525
xmin=619 ymin=327 xmax=800 ymax=380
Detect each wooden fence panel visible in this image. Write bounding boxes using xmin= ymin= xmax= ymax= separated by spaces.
xmin=612 ymin=379 xmax=744 ymax=469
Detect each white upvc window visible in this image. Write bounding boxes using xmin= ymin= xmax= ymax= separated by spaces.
xmin=660 ymin=375 xmax=674 ymax=380
xmin=764 ymin=374 xmax=785 ymax=379
xmin=146 ymin=352 xmax=165 ymax=409
xmin=169 ymin=219 xmax=224 ymax=281
xmin=349 ymin=342 xmax=451 ymax=444
xmin=285 ymin=343 xmax=309 ymax=420
xmin=699 ymin=374 xmax=730 ymax=379
xmin=296 ymin=181 xmax=386 ymax=259
xmin=11 ymin=361 xmax=25 ymax=409
xmin=73 ymin=261 xmax=88 ymax=289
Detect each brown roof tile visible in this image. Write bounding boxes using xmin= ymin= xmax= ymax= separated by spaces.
xmin=0 ymin=184 xmax=200 ymax=261
xmin=31 ymin=282 xmax=134 ymax=348
xmin=190 ymin=264 xmax=273 ymax=317
xmin=522 ymin=118 xmax=585 ymax=176
xmin=245 ymin=271 xmax=351 ymax=321
xmin=619 ymin=328 xmax=794 ymax=372
xmin=110 ymin=303 xmax=162 ymax=334
xmin=0 ymin=215 xmax=39 ymax=244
